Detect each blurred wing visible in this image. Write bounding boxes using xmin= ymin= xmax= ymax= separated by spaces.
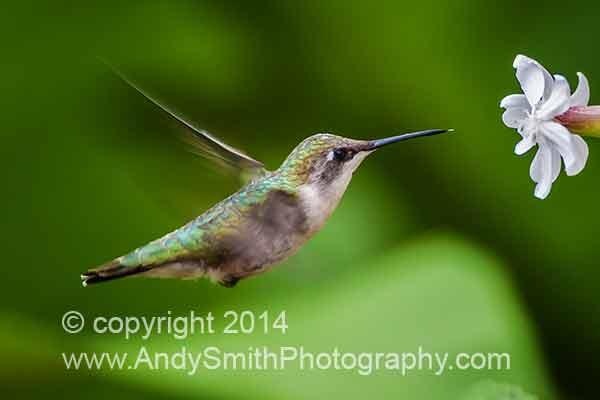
xmin=110 ymin=65 xmax=267 ymax=181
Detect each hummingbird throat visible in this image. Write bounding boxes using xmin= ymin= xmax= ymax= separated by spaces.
xmin=299 ymin=151 xmax=370 ymax=233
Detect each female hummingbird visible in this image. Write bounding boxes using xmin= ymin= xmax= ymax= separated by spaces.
xmin=81 ymin=75 xmax=450 ymax=288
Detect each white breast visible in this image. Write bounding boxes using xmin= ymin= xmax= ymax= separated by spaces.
xmin=299 ymin=184 xmax=333 ymax=233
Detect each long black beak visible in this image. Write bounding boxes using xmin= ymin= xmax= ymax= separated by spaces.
xmin=366 ymin=129 xmax=451 ymax=151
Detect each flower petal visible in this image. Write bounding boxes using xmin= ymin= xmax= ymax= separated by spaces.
xmin=502 ymin=108 xmax=527 ymax=129
xmin=537 ymin=75 xmax=571 ymax=119
xmin=570 ymin=72 xmax=590 ymax=107
xmin=529 ymin=144 xmax=555 ymax=199
xmin=539 ymin=121 xmax=576 ymax=169
xmin=500 ymin=94 xmax=530 ymax=110
xmin=565 ymin=134 xmax=588 ymax=176
xmin=514 ymin=136 xmax=536 ymax=155
xmin=550 ymin=147 xmax=561 ymax=183
xmin=515 ymin=62 xmax=546 ymax=107
xmin=513 ymin=55 xmax=555 ymax=103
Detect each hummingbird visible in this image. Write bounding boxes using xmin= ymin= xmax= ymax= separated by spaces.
xmin=81 ymin=74 xmax=450 ymax=288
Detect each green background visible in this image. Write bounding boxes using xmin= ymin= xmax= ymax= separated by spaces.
xmin=2 ymin=1 xmax=598 ymax=398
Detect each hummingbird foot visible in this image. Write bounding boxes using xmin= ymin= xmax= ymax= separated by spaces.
xmin=218 ymin=276 xmax=240 ymax=288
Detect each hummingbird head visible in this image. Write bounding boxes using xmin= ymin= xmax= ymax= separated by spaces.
xmin=279 ymin=129 xmax=449 ymax=187
xmin=278 ymin=129 xmax=449 ymax=232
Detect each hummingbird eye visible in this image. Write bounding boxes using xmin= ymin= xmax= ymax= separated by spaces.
xmin=332 ymin=148 xmax=353 ymax=162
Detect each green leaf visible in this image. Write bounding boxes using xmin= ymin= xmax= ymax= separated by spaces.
xmin=78 ymin=234 xmax=556 ymax=399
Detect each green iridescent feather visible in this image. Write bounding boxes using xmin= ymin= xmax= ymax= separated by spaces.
xmin=119 ymin=172 xmax=299 ymax=269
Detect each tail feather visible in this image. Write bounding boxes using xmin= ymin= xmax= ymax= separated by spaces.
xmin=81 ymin=259 xmax=149 ymax=287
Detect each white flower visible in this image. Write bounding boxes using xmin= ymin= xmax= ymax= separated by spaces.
xmin=500 ymin=54 xmax=590 ymax=199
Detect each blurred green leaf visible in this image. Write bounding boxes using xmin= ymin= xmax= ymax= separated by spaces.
xmin=65 ymin=235 xmax=555 ymax=399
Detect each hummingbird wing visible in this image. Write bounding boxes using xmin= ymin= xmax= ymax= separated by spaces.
xmin=110 ymin=66 xmax=267 ymax=182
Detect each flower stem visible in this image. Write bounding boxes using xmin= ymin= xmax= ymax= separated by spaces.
xmin=556 ymin=106 xmax=600 ymax=137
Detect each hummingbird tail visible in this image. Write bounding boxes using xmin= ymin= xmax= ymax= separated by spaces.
xmin=81 ymin=259 xmax=149 ymax=287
